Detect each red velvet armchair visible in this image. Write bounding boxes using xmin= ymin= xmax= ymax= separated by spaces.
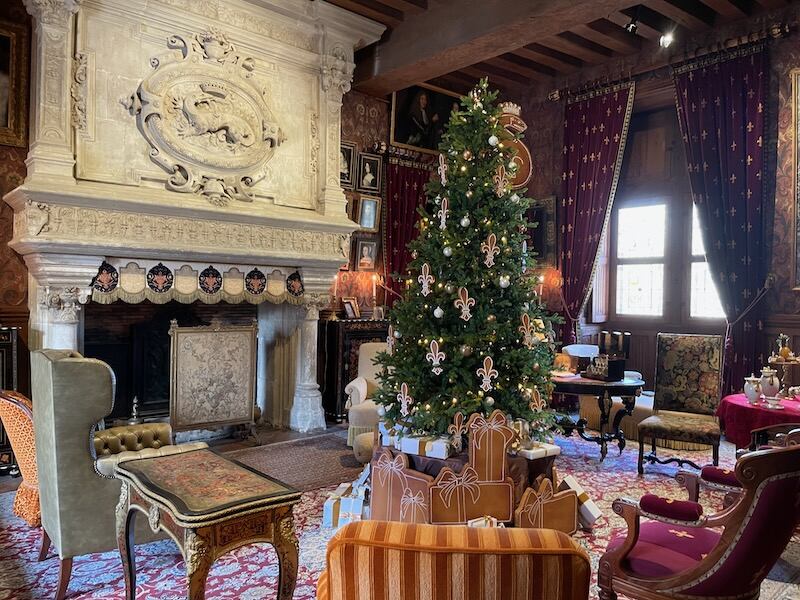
xmin=598 ymin=443 xmax=800 ymax=600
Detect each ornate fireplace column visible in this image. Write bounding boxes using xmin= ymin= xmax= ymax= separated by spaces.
xmin=22 ymin=0 xmax=82 ymax=181
xmin=290 ymin=301 xmax=326 ymax=433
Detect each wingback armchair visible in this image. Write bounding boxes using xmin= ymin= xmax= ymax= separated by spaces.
xmin=599 ymin=443 xmax=800 ymax=600
xmin=0 ymin=390 xmax=40 ymax=527
xmin=344 ymin=342 xmax=385 ymax=446
xmin=318 ymin=521 xmax=591 ymax=600
xmin=32 ymin=350 xmax=206 ymax=600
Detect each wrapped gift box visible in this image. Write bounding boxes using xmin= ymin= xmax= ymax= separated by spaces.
xmin=339 ymin=495 xmax=368 ymax=526
xmin=518 ymin=442 xmax=562 ymax=460
xmin=322 ymin=483 xmax=352 ymax=528
xmin=558 ymin=474 xmax=602 ymax=529
xmin=399 ymin=434 xmax=453 ymax=459
xmin=378 ymin=422 xmax=406 ymax=448
xmin=467 ymin=515 xmax=505 ymax=528
xmin=515 ymin=478 xmax=578 ymax=535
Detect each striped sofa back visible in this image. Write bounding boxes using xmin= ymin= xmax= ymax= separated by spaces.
xmin=318 ymin=521 xmax=591 ymax=600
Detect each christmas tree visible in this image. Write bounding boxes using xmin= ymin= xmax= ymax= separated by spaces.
xmin=375 ymin=80 xmax=559 ymax=438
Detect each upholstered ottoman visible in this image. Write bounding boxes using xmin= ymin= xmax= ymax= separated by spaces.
xmin=353 ymin=432 xmax=375 ymax=464
xmin=347 ymin=399 xmax=379 ymax=447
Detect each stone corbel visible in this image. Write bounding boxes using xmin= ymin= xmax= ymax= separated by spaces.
xmin=40 ymin=285 xmax=90 ymax=324
xmin=23 ymin=0 xmax=83 ymax=24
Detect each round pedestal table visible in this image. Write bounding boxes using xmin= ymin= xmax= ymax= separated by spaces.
xmin=716 ymin=393 xmax=800 ymax=448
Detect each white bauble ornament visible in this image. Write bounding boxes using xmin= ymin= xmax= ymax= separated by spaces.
xmin=394 ymin=329 xmax=402 ymax=338
xmin=443 ymin=246 xmax=453 ymax=257
xmin=499 ymin=275 xmax=511 ymax=289
xmin=460 ymin=216 xmax=471 ymax=227
xmin=433 ymin=306 xmax=444 ymax=318
xmin=377 ymin=405 xmax=386 ymax=417
xmin=511 ymin=193 xmax=520 ymax=203
xmin=485 ymin=396 xmax=495 ymax=406
xmin=488 ymin=135 xmax=499 ymax=147
xmin=444 ymin=283 xmax=455 ymax=294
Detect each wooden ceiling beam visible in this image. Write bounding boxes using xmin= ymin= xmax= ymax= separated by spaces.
xmin=754 ymin=0 xmax=787 ymax=8
xmin=621 ymin=5 xmax=689 ymax=39
xmin=573 ymin=19 xmax=643 ymax=53
xmin=486 ymin=55 xmax=555 ymax=81
xmin=698 ymin=0 xmax=751 ymax=18
xmin=353 ymin=0 xmax=642 ymax=96
xmin=643 ymin=0 xmax=716 ymax=31
xmin=537 ymin=32 xmax=615 ymax=64
xmin=606 ymin=10 xmax=663 ymax=41
xmin=425 ymin=75 xmax=472 ymax=95
xmin=375 ymin=0 xmax=428 ymax=15
xmin=324 ymin=0 xmax=404 ymax=27
xmin=511 ymin=44 xmax=584 ymax=73
xmin=459 ymin=65 xmax=526 ymax=93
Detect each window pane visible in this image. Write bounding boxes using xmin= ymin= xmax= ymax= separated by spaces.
xmin=691 ymin=262 xmax=726 ymax=319
xmin=616 ymin=264 xmax=664 ymax=316
xmin=692 ymin=205 xmax=705 ymax=256
xmin=617 ymin=204 xmax=666 ymax=258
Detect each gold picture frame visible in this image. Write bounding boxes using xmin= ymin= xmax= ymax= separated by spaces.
xmin=169 ymin=319 xmax=258 ymax=431
xmin=391 ymin=82 xmax=460 ymax=155
xmin=0 ymin=21 xmax=29 ymax=148
xmin=357 ymin=195 xmax=381 ymax=232
xmin=342 ymin=297 xmax=360 ymax=319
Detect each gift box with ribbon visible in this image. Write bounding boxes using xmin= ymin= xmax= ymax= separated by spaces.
xmin=467 ymin=515 xmax=505 ymax=528
xmin=518 ymin=442 xmax=562 ymax=461
xmin=322 ymin=483 xmax=352 ymax=528
xmin=467 ymin=411 xmax=516 ymax=482
xmin=515 ymin=477 xmax=578 ymax=534
xmin=430 ymin=465 xmax=515 ymax=524
xmin=339 ymin=495 xmax=368 ymax=527
xmin=398 ymin=434 xmax=453 ymax=459
xmin=371 ymin=448 xmax=433 ymax=522
xmin=558 ymin=474 xmax=602 ymax=529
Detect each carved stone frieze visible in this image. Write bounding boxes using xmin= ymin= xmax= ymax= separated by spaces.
xmin=124 ymin=28 xmax=285 ymax=206
xmin=15 ymin=202 xmax=351 ymax=261
xmin=71 ymin=52 xmax=88 ymax=132
xmin=23 ymin=0 xmax=82 ymax=24
xmin=309 ymin=112 xmax=320 ymax=175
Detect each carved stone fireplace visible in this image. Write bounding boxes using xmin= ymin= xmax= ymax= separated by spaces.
xmin=4 ymin=0 xmax=384 ymax=431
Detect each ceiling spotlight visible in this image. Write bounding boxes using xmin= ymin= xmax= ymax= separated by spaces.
xmin=659 ymin=31 xmax=674 ymax=48
xmin=624 ymin=19 xmax=638 ymax=34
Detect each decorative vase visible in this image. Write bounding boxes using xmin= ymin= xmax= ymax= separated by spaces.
xmin=743 ymin=375 xmax=761 ymax=404
xmin=778 ymin=334 xmax=792 ymax=360
xmin=760 ymin=367 xmax=781 ymax=398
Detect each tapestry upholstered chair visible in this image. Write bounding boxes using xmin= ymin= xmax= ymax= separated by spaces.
xmin=32 ymin=349 xmax=207 ymax=600
xmin=344 ymin=341 xmax=385 ymax=446
xmin=637 ymin=333 xmax=724 ymax=475
xmin=0 ymin=390 xmax=41 ymax=527
xmin=318 ymin=521 xmax=591 ymax=600
xmin=598 ymin=443 xmax=800 ymax=600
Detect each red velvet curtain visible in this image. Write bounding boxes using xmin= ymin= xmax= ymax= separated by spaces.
xmin=384 ymin=161 xmax=431 ymax=306
xmin=559 ymin=84 xmax=635 ymax=343
xmin=674 ymin=46 xmax=769 ymax=394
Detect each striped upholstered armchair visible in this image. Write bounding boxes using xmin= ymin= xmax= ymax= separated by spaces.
xmin=318 ymin=521 xmax=591 ymax=599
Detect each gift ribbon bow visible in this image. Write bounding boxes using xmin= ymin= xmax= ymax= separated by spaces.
xmin=375 ymin=452 xmax=408 ymax=487
xmin=469 ymin=411 xmax=515 ymax=450
xmin=437 ymin=466 xmax=481 ymax=508
xmin=400 ymin=489 xmax=427 ymax=519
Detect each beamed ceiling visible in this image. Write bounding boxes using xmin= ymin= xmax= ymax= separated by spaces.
xmin=322 ymin=0 xmax=795 ymax=98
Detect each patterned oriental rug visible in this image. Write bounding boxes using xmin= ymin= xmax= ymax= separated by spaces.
xmin=0 ymin=435 xmax=797 ymax=600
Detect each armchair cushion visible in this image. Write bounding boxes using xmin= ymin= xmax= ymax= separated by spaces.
xmin=638 ymin=411 xmax=721 ymax=445
xmin=95 ymin=441 xmax=208 ymax=478
xmin=640 ymin=494 xmax=703 ymax=522
xmin=607 ymin=522 xmax=720 ymax=578
xmin=93 ymin=423 xmax=173 ymax=456
xmin=700 ymin=465 xmax=741 ymax=488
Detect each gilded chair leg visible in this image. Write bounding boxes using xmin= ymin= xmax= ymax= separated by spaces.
xmin=38 ymin=528 xmax=51 ymax=561
xmin=55 ymin=557 xmax=72 ymax=600
xmin=712 ymin=442 xmax=719 ymax=466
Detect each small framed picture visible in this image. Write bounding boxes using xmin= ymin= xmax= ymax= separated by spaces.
xmin=355 ymin=240 xmax=378 ymax=272
xmin=357 ymin=196 xmax=381 ymax=232
xmin=340 ymin=141 xmax=356 ymax=189
xmin=342 ymin=297 xmax=360 ymax=319
xmin=357 ymin=152 xmax=382 ymax=193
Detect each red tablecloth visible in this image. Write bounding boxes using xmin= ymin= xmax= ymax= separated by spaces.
xmin=716 ymin=393 xmax=800 ymax=448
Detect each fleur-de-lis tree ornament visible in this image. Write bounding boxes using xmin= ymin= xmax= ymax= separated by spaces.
xmin=481 ymin=233 xmax=500 ymax=267
xmin=387 ymin=324 xmax=395 ymax=354
xmin=437 ymin=196 xmax=449 ymax=230
xmin=454 ymin=287 xmax=475 ymax=321
xmin=397 ymin=382 xmax=413 ymax=417
xmin=438 ymin=153 xmax=448 ymax=185
xmin=477 ymin=356 xmax=498 ymax=392
xmin=448 ymin=412 xmax=467 ymax=452
xmin=529 ymin=386 xmax=546 ymax=411
xmin=493 ymin=165 xmax=508 ymax=196
xmin=426 ymin=340 xmax=446 ymax=375
xmin=518 ymin=313 xmax=535 ymax=349
xmin=418 ymin=263 xmax=434 ymax=297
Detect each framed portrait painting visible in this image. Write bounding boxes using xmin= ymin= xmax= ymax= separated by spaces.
xmin=527 ymin=195 xmax=557 ymax=268
xmin=342 ymin=297 xmax=360 ymax=319
xmin=0 ymin=21 xmax=29 ymax=148
xmin=357 ymin=196 xmax=381 ymax=232
xmin=355 ymin=239 xmax=378 ymax=272
xmin=391 ymin=83 xmax=460 ymax=154
xmin=357 ymin=152 xmax=382 ymax=194
xmin=340 ymin=141 xmax=356 ymax=190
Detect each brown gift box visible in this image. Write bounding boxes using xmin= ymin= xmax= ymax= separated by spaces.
xmin=515 ymin=477 xmax=578 ymax=535
xmin=430 ymin=465 xmax=515 ymax=524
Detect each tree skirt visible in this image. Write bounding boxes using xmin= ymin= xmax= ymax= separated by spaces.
xmin=0 ymin=436 xmax=797 ymax=600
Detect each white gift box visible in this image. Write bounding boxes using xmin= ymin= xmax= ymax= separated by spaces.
xmin=467 ymin=515 xmax=505 ymax=528
xmin=338 ymin=495 xmax=368 ymax=527
xmin=399 ymin=434 xmax=453 ymax=459
xmin=518 ymin=442 xmax=562 ymax=461
xmin=558 ymin=474 xmax=602 ymax=529
xmin=379 ymin=422 xmax=407 ymax=448
xmin=322 ymin=483 xmax=352 ymax=528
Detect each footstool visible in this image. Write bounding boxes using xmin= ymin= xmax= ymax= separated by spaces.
xmin=115 ymin=447 xmax=302 ymax=600
xmin=353 ymin=432 xmax=375 ymax=464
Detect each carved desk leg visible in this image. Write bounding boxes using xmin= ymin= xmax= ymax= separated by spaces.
xmin=115 ymin=483 xmax=137 ymax=600
xmin=185 ymin=528 xmax=214 ymax=600
xmin=275 ymin=510 xmax=299 ymax=600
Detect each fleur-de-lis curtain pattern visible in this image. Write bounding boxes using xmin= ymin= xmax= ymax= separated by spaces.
xmin=673 ymin=45 xmax=768 ymax=394
xmin=385 ymin=161 xmax=432 ymax=305
xmin=559 ymin=83 xmax=635 ymax=343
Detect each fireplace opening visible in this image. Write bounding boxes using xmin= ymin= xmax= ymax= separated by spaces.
xmin=83 ymin=301 xmax=257 ymax=423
